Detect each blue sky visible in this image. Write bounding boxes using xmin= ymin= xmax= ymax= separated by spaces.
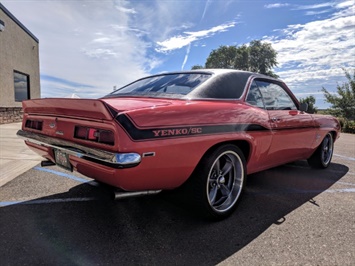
xmin=2 ymin=0 xmax=354 ymax=108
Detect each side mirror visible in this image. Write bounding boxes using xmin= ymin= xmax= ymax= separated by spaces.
xmin=299 ymin=103 xmax=308 ymax=112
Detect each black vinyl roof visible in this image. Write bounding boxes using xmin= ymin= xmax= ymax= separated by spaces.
xmin=105 ymin=69 xmax=282 ymax=100
xmin=163 ymin=69 xmax=281 ymax=99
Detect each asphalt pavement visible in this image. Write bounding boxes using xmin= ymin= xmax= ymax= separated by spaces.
xmin=0 ymin=122 xmax=354 ymax=265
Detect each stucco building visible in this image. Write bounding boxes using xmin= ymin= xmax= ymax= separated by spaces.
xmin=0 ymin=3 xmax=40 ymax=124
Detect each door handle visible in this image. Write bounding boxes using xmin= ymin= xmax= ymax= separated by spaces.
xmin=271 ymin=117 xmax=281 ymax=122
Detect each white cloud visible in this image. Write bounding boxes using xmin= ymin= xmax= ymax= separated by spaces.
xmin=264 ymin=3 xmax=290 ymax=9
xmin=115 ymin=6 xmax=137 ymax=14
xmin=156 ymin=22 xmax=236 ymax=53
xmin=2 ymin=0 xmax=242 ymax=98
xmin=3 ymin=0 xmax=238 ymax=98
xmin=336 ymin=0 xmax=354 ymax=9
xmin=129 ymin=1 xmax=198 ymax=43
xmin=260 ymin=1 xmax=355 ymax=108
xmin=201 ymin=0 xmax=212 ymax=21
xmin=181 ymin=43 xmax=191 ymax=70
xmin=81 ymin=48 xmax=117 ymax=58
xmin=304 ymin=9 xmax=333 ymax=16
xmin=294 ymin=2 xmax=335 ymax=10
xmin=114 ymin=0 xmax=137 ymax=14
xmin=2 ymin=0 xmax=152 ymax=98
xmin=265 ymin=3 xmax=355 ymax=90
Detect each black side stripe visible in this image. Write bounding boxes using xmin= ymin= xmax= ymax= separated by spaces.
xmin=115 ymin=114 xmax=269 ymax=141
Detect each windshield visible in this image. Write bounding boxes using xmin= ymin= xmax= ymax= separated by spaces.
xmin=105 ymin=73 xmax=211 ymax=98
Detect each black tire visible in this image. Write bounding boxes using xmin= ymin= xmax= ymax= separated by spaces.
xmin=186 ymin=144 xmax=246 ymax=220
xmin=307 ymin=132 xmax=334 ymax=169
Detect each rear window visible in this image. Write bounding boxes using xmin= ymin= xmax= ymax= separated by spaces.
xmin=106 ymin=73 xmax=211 ymax=98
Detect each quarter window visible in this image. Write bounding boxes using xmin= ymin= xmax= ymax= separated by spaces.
xmin=246 ymin=81 xmax=265 ymax=109
xmin=14 ymin=71 xmax=30 ymax=102
xmin=255 ymin=81 xmax=297 ymax=110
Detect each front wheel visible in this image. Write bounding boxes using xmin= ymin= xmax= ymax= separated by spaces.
xmin=187 ymin=144 xmax=246 ymax=220
xmin=307 ymin=132 xmax=334 ymax=168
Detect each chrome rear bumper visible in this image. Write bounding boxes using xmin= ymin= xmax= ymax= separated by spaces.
xmin=17 ymin=130 xmax=141 ymax=168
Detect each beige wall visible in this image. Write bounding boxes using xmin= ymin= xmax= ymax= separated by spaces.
xmin=0 ymin=6 xmax=40 ymax=108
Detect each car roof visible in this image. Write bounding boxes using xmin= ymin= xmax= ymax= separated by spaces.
xmin=106 ymin=69 xmax=284 ymax=100
xmin=184 ymin=69 xmax=282 ymax=99
xmin=152 ymin=69 xmax=280 ymax=82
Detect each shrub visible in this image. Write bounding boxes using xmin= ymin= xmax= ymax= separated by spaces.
xmin=337 ymin=118 xmax=355 ymax=133
xmin=344 ymin=120 xmax=355 ymax=134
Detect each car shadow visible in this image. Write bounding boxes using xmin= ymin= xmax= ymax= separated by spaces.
xmin=0 ymin=161 xmax=349 ymax=265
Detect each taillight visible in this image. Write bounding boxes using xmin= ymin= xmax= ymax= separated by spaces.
xmin=75 ymin=126 xmax=87 ymax=139
xmin=74 ymin=126 xmax=115 ymax=146
xmin=88 ymin=128 xmax=98 ymax=140
xmin=25 ymin=120 xmax=43 ymax=131
xmin=98 ymin=130 xmax=115 ymax=145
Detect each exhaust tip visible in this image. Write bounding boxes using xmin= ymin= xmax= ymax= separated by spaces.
xmin=41 ymin=160 xmax=56 ymax=167
xmin=114 ymin=190 xmax=162 ymax=200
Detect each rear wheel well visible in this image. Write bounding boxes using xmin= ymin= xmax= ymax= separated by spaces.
xmin=175 ymin=140 xmax=251 ymax=210
xmin=307 ymin=132 xmax=334 ymax=168
xmin=330 ymin=131 xmax=337 ymax=141
xmin=204 ymin=140 xmax=251 ymax=164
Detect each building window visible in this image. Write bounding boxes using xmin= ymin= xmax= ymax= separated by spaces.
xmin=14 ymin=71 xmax=30 ymax=102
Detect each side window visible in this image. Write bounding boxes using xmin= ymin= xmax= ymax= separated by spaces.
xmin=246 ymin=81 xmax=265 ymax=109
xmin=256 ymin=81 xmax=297 ymax=110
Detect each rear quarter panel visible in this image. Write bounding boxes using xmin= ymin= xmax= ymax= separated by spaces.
xmin=110 ymin=100 xmax=273 ymax=190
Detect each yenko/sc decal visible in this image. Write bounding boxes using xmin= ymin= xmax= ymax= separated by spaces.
xmin=153 ymin=127 xmax=202 ymax=137
xmin=116 ymin=114 xmax=269 ymax=141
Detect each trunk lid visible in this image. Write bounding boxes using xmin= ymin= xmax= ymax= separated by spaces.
xmin=101 ymin=97 xmax=172 ymax=112
xmin=23 ymin=97 xmax=173 ymax=120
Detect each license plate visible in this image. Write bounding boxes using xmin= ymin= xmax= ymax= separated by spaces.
xmin=54 ymin=149 xmax=72 ymax=171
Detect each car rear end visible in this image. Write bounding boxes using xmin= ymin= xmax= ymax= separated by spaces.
xmin=17 ymin=96 xmax=208 ymax=192
xmin=17 ymin=98 xmax=144 ymax=187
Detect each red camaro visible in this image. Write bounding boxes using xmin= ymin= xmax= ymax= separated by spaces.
xmin=18 ymin=69 xmax=340 ymax=219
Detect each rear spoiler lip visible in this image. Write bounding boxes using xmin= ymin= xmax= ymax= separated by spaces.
xmin=22 ymin=98 xmax=114 ymax=121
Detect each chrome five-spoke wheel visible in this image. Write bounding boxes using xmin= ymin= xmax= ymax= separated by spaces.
xmin=308 ymin=132 xmax=334 ymax=168
xmin=188 ymin=144 xmax=246 ymax=219
xmin=321 ymin=133 xmax=333 ymax=166
xmin=207 ymin=150 xmax=244 ymax=213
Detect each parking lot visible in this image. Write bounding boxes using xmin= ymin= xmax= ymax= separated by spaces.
xmin=0 ymin=125 xmax=354 ymax=265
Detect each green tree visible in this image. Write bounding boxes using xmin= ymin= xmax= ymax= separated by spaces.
xmin=322 ymin=68 xmax=355 ymax=120
xmin=234 ymin=44 xmax=250 ymax=71
xmin=203 ymin=40 xmax=278 ymax=77
xmin=299 ymin=95 xmax=317 ymax=114
xmin=249 ymin=40 xmax=278 ymax=78
xmin=205 ymin=46 xmax=238 ymax=69
xmin=191 ymin=64 xmax=204 ymax=70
